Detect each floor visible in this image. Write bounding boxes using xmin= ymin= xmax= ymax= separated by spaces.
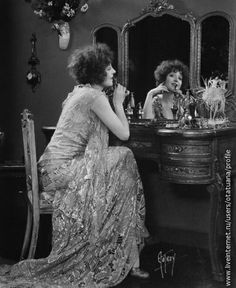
xmin=113 ymin=242 xmax=235 ymax=288
xmin=0 ymin=242 xmax=234 ymax=288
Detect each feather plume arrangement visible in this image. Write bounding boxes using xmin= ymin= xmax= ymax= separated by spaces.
xmin=201 ymin=77 xmax=227 ymax=121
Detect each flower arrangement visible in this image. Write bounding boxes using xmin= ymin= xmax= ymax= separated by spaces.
xmin=142 ymin=0 xmax=174 ymax=14
xmin=27 ymin=0 xmax=89 ymax=23
xmin=202 ymin=77 xmax=227 ymax=120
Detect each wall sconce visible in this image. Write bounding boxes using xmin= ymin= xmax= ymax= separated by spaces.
xmin=26 ymin=33 xmax=41 ymax=92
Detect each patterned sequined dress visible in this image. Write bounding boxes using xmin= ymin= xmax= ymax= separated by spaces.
xmin=0 ymin=85 xmax=148 ymax=288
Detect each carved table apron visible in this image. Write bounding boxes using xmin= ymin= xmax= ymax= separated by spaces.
xmin=114 ymin=123 xmax=236 ymax=282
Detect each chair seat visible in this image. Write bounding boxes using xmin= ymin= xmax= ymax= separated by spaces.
xmin=40 ymin=199 xmax=53 ymax=214
xmin=39 ymin=191 xmax=54 ymax=214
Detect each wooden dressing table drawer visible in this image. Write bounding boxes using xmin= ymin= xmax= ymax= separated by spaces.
xmin=159 ymin=138 xmax=215 ymax=184
xmin=161 ymin=160 xmax=214 ymax=184
xmin=161 ymin=139 xmax=213 ymax=157
xmin=110 ymin=124 xmax=160 ymax=161
xmin=126 ymin=136 xmax=159 ymax=157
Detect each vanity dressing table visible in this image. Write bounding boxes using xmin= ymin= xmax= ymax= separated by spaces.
xmin=42 ymin=123 xmax=236 ymax=281
xmin=118 ymin=122 xmax=236 ymax=282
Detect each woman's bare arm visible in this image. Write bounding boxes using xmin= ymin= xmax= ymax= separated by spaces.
xmin=91 ymin=85 xmax=129 ymax=140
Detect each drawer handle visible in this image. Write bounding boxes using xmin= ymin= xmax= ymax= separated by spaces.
xmin=173 ymin=145 xmax=183 ymax=153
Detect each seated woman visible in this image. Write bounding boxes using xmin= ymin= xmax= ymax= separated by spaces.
xmin=0 ymin=44 xmax=149 ymax=287
xmin=143 ymin=59 xmax=189 ymax=120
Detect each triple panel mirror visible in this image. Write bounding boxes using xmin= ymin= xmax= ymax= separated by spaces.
xmin=93 ymin=2 xmax=235 ymax=105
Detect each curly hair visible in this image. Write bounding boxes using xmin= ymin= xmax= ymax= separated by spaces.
xmin=67 ymin=43 xmax=114 ymax=85
xmin=154 ymin=59 xmax=189 ymax=90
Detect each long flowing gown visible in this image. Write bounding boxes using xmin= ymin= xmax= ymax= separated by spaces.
xmin=0 ymin=85 xmax=148 ymax=288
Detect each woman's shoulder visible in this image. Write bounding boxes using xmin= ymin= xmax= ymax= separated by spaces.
xmin=65 ymin=85 xmax=104 ymax=107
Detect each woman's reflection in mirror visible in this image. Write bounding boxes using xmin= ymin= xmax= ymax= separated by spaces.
xmin=143 ymin=59 xmax=189 ymax=119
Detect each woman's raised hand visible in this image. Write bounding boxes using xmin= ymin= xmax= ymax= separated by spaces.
xmin=175 ymin=89 xmax=184 ymax=97
xmin=151 ymin=83 xmax=169 ymax=97
xmin=113 ymin=84 xmax=129 ymax=106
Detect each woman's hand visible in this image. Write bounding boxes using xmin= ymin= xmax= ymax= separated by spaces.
xmin=149 ymin=83 xmax=169 ymax=98
xmin=113 ymin=84 xmax=129 ymax=107
xmin=175 ymin=89 xmax=184 ymax=97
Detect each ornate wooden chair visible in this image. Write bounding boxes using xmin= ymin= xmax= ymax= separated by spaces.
xmin=20 ymin=109 xmax=52 ymax=259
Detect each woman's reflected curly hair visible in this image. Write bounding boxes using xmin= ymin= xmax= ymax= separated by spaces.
xmin=154 ymin=59 xmax=189 ymax=90
xmin=68 ymin=43 xmax=114 ymax=85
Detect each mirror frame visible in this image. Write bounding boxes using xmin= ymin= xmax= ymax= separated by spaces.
xmin=120 ymin=1 xmax=196 ymax=88
xmin=196 ymin=11 xmax=235 ymax=92
xmin=92 ymin=2 xmax=235 ymax=95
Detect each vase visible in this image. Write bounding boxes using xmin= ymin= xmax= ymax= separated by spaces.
xmin=53 ymin=21 xmax=70 ymax=50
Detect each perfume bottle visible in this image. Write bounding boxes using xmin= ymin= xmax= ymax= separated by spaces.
xmin=125 ymin=103 xmax=133 ymax=123
xmin=130 ymin=92 xmax=135 ymax=108
xmin=137 ymin=102 xmax=144 ymax=119
xmin=188 ymin=92 xmax=196 ymax=119
xmin=171 ymin=105 xmax=178 ymax=120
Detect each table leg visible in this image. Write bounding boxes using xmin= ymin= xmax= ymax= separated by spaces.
xmin=207 ymin=180 xmax=224 ymax=282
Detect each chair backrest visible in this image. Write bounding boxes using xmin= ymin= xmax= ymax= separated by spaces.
xmin=21 ymin=109 xmax=40 ymax=257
